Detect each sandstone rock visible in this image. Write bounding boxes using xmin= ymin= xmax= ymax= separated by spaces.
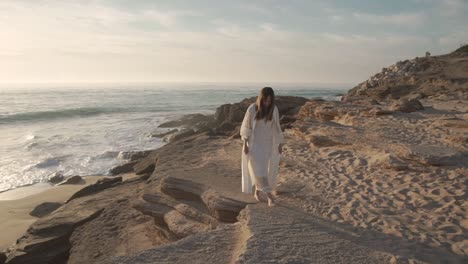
xmin=390 ymin=99 xmax=424 ymax=113
xmin=214 ymin=99 xmax=254 ymax=125
xmin=133 ymin=155 xmax=157 ymax=175
xmin=280 ymin=115 xmax=296 ymax=124
xmin=193 ymin=120 xmax=217 ymax=133
xmin=29 ymin=202 xmax=62 ymax=218
xmin=5 ymin=207 xmax=103 ymax=264
xmin=369 ymin=108 xmax=394 ymax=116
xmin=47 ymin=172 xmax=64 ymax=184
xmin=163 ymin=210 xmax=211 ymax=238
xmin=163 ymin=128 xmax=196 ymax=142
xmin=214 ymin=121 xmax=237 ymax=135
xmin=309 ymin=135 xmax=343 ymax=148
xmin=298 ymin=100 xmax=378 ymax=121
xmin=214 ymin=96 xmax=308 ymax=132
xmin=345 ymin=52 xmax=468 ymax=101
xmin=397 ymin=145 xmax=466 ymax=167
xmin=149 ymin=129 xmax=178 ymax=138
xmin=158 ymin=114 xmax=213 ymax=128
xmin=56 ymin=175 xmax=83 ymax=186
xmin=138 ymin=173 xmax=152 ymax=181
xmin=160 ymin=176 xmax=205 ymax=201
xmin=369 ymin=153 xmax=408 ymax=171
xmin=130 ymin=176 xmax=247 ymax=251
xmin=102 ymin=223 xmax=240 ymax=264
xmin=201 ymin=190 xmax=248 ymax=223
xmin=117 ymin=150 xmax=153 ymax=161
xmin=431 ymin=117 xmax=468 ymax=129
xmin=159 ymin=177 xmax=248 ymax=223
xmin=109 ymin=161 xmax=137 ymax=175
xmin=66 ymin=177 xmax=123 ymax=203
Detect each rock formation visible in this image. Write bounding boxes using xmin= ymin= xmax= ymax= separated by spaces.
xmin=345 ymin=52 xmax=468 ymax=101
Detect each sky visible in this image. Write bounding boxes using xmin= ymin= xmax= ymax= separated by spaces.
xmin=0 ymin=0 xmax=467 ymax=86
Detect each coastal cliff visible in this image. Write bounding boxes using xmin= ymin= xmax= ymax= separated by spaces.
xmin=1 ymin=49 xmax=467 ymax=263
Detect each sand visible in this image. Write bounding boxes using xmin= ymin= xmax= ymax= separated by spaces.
xmin=0 ymin=173 xmax=136 ymax=251
xmin=276 ymin=98 xmax=468 ymax=257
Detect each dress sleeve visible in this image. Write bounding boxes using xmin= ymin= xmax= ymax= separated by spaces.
xmin=240 ymin=105 xmax=253 ymax=141
xmin=274 ymin=106 xmax=285 ymax=144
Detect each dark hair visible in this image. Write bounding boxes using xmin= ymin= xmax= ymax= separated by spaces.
xmin=255 ymin=87 xmax=275 ymax=121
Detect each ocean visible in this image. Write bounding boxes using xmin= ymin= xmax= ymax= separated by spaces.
xmin=0 ymin=83 xmax=348 ymax=192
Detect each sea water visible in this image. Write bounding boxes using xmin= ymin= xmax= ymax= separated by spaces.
xmin=0 ymin=83 xmax=347 ymax=192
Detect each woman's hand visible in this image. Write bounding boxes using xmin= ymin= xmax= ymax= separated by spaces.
xmin=244 ymin=141 xmax=249 ymax=154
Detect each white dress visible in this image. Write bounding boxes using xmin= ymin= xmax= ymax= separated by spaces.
xmin=248 ymin=118 xmax=274 ymax=192
xmin=240 ymin=103 xmax=284 ymax=194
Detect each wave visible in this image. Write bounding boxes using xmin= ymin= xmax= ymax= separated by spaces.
xmin=0 ymin=107 xmax=161 ymax=124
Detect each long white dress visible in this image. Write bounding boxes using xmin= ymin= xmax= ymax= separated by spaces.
xmin=248 ymin=118 xmax=274 ymax=192
xmin=240 ymin=103 xmax=284 ymax=194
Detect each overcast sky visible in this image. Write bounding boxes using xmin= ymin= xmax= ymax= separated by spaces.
xmin=1 ymin=0 xmax=467 ymax=85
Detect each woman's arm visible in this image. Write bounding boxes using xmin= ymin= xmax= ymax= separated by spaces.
xmin=240 ymin=105 xmax=253 ymax=142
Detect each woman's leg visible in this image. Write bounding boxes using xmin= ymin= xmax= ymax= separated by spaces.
xmin=254 ymin=185 xmax=261 ymax=201
xmin=265 ymin=192 xmax=275 ymax=207
xmin=247 ymin=151 xmax=273 ymax=205
xmin=254 ymin=177 xmax=275 ymax=207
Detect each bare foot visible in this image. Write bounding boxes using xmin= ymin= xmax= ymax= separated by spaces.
xmin=266 ymin=192 xmax=275 ymax=207
xmin=254 ymin=189 xmax=261 ymax=202
xmin=268 ymin=198 xmax=275 ymax=207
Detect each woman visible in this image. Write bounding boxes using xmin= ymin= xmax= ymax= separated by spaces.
xmin=240 ymin=87 xmax=284 ymax=207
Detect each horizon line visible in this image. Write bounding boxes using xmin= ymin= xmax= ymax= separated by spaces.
xmin=0 ymin=81 xmax=355 ymax=88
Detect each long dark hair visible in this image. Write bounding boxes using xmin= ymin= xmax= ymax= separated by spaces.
xmin=255 ymin=87 xmax=275 ymax=121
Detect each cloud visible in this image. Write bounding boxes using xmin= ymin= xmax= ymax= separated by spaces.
xmin=0 ymin=0 xmax=466 ymax=84
xmin=352 ymin=11 xmax=426 ymax=27
xmin=438 ymin=30 xmax=468 ymax=49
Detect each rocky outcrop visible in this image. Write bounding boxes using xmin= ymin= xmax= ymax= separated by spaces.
xmin=133 ymin=176 xmax=249 ymax=243
xmin=158 ymin=114 xmax=213 ymax=128
xmin=163 ymin=128 xmax=197 ymax=142
xmin=103 ymin=203 xmax=465 ymax=264
xmin=109 ymin=161 xmax=137 ymax=175
xmin=4 ymin=178 xmax=150 ymax=264
xmin=309 ymin=135 xmax=347 ymax=148
xmin=345 ymin=52 xmax=468 ymax=101
xmin=159 ymin=177 xmax=248 ymax=223
xmin=133 ymin=154 xmax=158 ymax=175
xmin=149 ymin=128 xmax=178 ymax=138
xmin=4 ymin=206 xmax=104 ymax=264
xmin=0 ymin=252 xmax=6 ymax=264
xmin=214 ymin=96 xmax=309 ymax=126
xmin=47 ymin=172 xmax=64 ymax=184
xmin=56 ymin=175 xmax=83 ymax=186
xmin=29 ymin=202 xmax=62 ymax=218
xmin=396 ymin=144 xmax=467 ymax=167
xmin=117 ymin=150 xmax=153 ymax=162
xmin=151 ymin=96 xmax=310 ymax=142
xmin=297 ymin=99 xmax=395 ymax=125
xmin=390 ymin=98 xmax=424 ymax=113
xmin=66 ymin=177 xmax=123 ymax=203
